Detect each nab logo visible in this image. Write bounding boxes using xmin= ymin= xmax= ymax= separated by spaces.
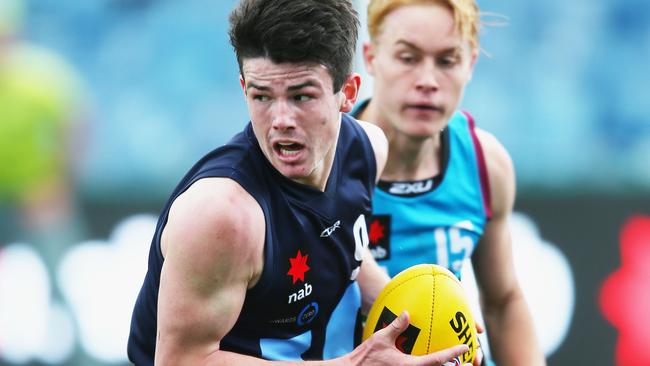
xmin=369 ymin=215 xmax=391 ymax=260
xmin=287 ymin=250 xmax=310 ymax=284
xmin=389 ymin=180 xmax=433 ymax=195
xmin=288 ymin=282 xmax=312 ymax=304
xmin=287 ymin=250 xmax=313 ymax=304
xmin=320 ymin=220 xmax=341 ymax=237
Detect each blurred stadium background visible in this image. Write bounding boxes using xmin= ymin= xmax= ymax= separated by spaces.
xmin=0 ymin=0 xmax=648 ymax=365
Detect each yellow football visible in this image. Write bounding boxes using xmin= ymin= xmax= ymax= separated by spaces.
xmin=363 ymin=264 xmax=477 ymax=364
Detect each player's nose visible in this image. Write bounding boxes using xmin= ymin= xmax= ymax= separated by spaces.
xmin=270 ymin=100 xmax=298 ymax=130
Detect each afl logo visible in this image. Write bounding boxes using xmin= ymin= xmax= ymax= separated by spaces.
xmin=297 ymin=302 xmax=319 ymax=326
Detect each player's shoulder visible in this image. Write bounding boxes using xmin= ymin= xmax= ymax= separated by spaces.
xmin=473 ymin=127 xmax=513 ymax=180
xmin=344 ymin=113 xmax=386 ymax=146
xmin=354 ymin=118 xmax=388 ymax=155
xmin=352 ymin=117 xmax=388 ymax=181
xmin=472 ymin=126 xmax=515 ymax=216
xmin=163 ymin=177 xmax=265 ymax=262
xmin=454 ymin=111 xmax=513 ymax=182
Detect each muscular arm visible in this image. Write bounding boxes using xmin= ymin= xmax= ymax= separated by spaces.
xmin=471 ymin=130 xmax=545 ymax=366
xmin=156 ymin=177 xmax=269 ymax=365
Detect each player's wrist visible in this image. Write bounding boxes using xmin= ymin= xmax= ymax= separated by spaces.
xmin=343 ymin=340 xmax=372 ymax=366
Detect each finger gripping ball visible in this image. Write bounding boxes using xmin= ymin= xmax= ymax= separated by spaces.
xmin=363 ymin=264 xmax=477 ymax=364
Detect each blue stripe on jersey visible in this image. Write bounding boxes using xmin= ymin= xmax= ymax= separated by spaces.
xmin=323 ymin=282 xmax=362 ymax=359
xmin=260 ymin=331 xmax=312 ymax=361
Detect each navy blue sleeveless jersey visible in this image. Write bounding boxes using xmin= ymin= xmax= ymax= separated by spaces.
xmin=128 ymin=113 xmax=376 ymax=364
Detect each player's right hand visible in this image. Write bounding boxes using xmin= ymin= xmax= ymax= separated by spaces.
xmin=348 ymin=311 xmax=471 ymax=366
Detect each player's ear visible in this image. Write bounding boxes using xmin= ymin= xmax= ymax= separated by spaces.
xmin=239 ymin=75 xmax=247 ymax=96
xmin=338 ymin=73 xmax=361 ymax=113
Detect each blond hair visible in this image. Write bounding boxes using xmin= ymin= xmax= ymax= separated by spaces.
xmin=367 ymin=0 xmax=480 ymax=49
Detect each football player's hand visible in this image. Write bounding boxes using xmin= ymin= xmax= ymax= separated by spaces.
xmin=348 ymin=311 xmax=472 ymax=366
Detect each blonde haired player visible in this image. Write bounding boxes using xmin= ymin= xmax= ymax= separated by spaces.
xmin=352 ymin=0 xmax=545 ymax=365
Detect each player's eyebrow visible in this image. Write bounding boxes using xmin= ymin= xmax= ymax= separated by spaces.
xmin=246 ymin=82 xmax=269 ymax=91
xmin=246 ymin=80 xmax=320 ymax=92
xmin=394 ymin=39 xmax=422 ymax=51
xmin=287 ymin=81 xmax=319 ymax=91
xmin=395 ymin=39 xmax=462 ymax=55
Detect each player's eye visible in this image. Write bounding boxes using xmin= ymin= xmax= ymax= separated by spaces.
xmin=438 ymin=55 xmax=460 ymax=68
xmin=293 ymin=94 xmax=313 ymax=102
xmin=398 ymin=52 xmax=418 ymax=64
xmin=252 ymin=94 xmax=270 ymax=102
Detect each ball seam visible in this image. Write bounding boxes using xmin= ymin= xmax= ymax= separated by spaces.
xmin=427 ymin=271 xmax=436 ymax=353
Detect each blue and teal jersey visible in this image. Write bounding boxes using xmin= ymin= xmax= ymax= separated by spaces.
xmin=351 ymin=103 xmax=491 ymax=279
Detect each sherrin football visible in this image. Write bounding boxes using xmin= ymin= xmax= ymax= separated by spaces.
xmin=362 ymin=264 xmax=477 ymax=364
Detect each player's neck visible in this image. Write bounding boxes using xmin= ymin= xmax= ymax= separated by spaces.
xmin=360 ymin=100 xmax=443 ymax=181
xmin=383 ymin=133 xmax=442 ymax=181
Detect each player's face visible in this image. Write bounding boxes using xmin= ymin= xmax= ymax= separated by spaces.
xmin=364 ymin=3 xmax=477 ymax=138
xmin=241 ymin=58 xmax=358 ymax=189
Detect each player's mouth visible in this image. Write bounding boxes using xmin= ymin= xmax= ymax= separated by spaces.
xmin=273 ymin=141 xmax=305 ymax=161
xmin=404 ymin=103 xmax=444 ymax=114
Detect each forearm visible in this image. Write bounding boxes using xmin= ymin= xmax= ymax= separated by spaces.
xmin=199 ymin=350 xmax=352 ymax=366
xmin=482 ymin=290 xmax=545 ymax=366
xmin=183 ymin=314 xmax=472 ymax=366
xmin=357 ymin=249 xmax=390 ymax=314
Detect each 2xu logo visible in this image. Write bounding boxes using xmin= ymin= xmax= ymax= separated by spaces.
xmin=389 ymin=180 xmax=433 ymax=195
xmin=449 ymin=311 xmax=474 ymax=364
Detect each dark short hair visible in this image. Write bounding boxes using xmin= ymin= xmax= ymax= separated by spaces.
xmin=229 ymin=0 xmax=359 ymax=91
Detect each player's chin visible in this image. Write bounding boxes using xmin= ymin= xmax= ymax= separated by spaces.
xmin=275 ymin=164 xmax=313 ymax=183
xmin=401 ymin=117 xmax=446 ymax=136
xmin=403 ymin=125 xmax=443 ymax=140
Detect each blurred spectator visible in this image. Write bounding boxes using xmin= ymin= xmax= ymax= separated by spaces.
xmin=0 ymin=0 xmax=89 ymax=270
